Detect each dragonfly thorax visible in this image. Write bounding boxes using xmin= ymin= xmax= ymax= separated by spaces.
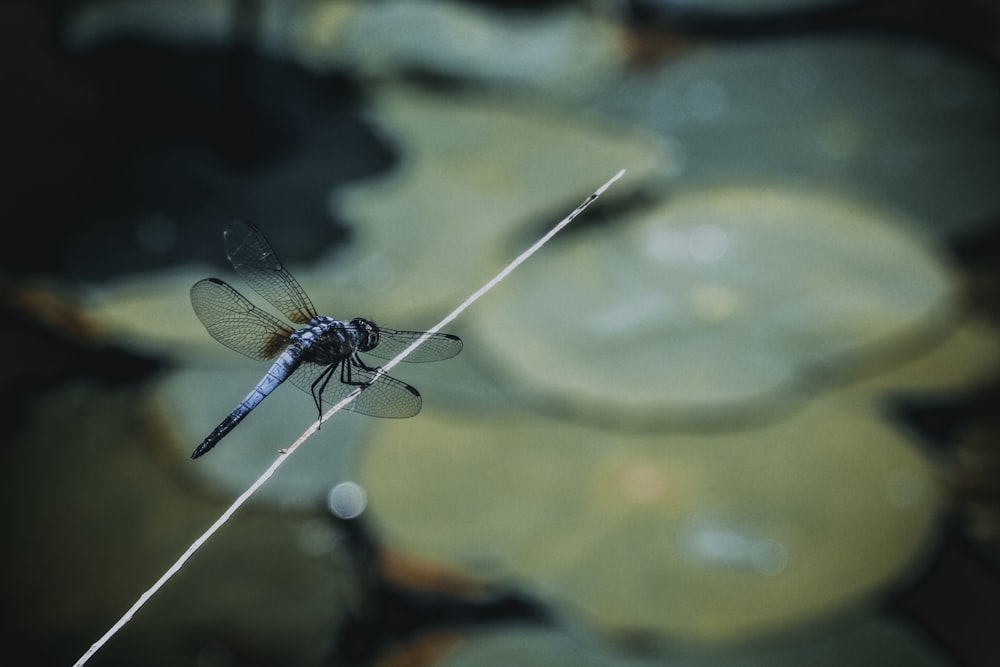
xmin=291 ymin=316 xmax=363 ymax=365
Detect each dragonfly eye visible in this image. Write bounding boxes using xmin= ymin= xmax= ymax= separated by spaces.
xmin=352 ymin=318 xmax=380 ymax=351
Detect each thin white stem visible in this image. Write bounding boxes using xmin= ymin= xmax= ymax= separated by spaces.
xmin=73 ymin=168 xmax=625 ymax=666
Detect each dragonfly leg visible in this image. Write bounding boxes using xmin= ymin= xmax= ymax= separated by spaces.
xmin=341 ymin=354 xmax=378 ymax=387
xmin=350 ymin=352 xmax=381 ymax=374
xmin=310 ymin=363 xmax=339 ymax=419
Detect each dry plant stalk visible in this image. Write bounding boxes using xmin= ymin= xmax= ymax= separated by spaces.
xmin=73 ymin=169 xmax=626 ymax=666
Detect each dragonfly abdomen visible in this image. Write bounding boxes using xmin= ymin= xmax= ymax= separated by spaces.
xmin=190 ymin=348 xmax=305 ymax=459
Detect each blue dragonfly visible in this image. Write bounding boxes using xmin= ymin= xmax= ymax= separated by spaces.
xmin=189 ymin=220 xmax=462 ymax=459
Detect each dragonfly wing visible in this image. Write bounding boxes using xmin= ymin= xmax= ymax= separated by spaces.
xmin=223 ymin=220 xmax=317 ymax=325
xmin=288 ymin=359 xmax=422 ymax=419
xmin=363 ymin=329 xmax=463 ymax=363
xmin=191 ymin=278 xmax=293 ymax=360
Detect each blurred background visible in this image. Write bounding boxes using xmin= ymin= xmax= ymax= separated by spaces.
xmin=2 ymin=0 xmax=1000 ymax=665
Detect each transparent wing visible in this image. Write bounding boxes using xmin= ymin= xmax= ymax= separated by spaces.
xmin=288 ymin=358 xmax=422 ymax=419
xmin=223 ymin=220 xmax=317 ymax=325
xmin=364 ymin=329 xmax=463 ymax=363
xmin=190 ymin=278 xmax=293 ymax=361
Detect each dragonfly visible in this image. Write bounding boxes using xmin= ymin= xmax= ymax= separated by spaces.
xmin=189 ymin=220 xmax=463 ymax=459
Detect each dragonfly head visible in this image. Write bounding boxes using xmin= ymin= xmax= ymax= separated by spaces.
xmin=351 ymin=318 xmax=380 ymax=352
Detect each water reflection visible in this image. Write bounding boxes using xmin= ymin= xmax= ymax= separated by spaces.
xmin=680 ymin=520 xmax=789 ymax=576
xmin=328 ymin=481 xmax=368 ymax=520
xmin=642 ymin=222 xmax=729 ymax=264
xmin=688 ymin=223 xmax=729 ymax=263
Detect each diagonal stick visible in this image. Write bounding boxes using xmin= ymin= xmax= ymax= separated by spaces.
xmin=73 ymin=168 xmax=625 ymax=666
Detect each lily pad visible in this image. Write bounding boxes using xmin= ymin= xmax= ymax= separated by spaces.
xmin=467 ymin=185 xmax=956 ymax=425
xmin=601 ymin=36 xmax=1000 ymax=234
xmin=360 ymin=386 xmax=944 ymax=642
xmin=325 ymin=86 xmax=677 ymax=319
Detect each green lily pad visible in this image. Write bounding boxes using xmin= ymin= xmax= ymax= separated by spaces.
xmin=468 ymin=185 xmax=956 ymax=423
xmin=360 ymin=385 xmax=944 ymax=642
